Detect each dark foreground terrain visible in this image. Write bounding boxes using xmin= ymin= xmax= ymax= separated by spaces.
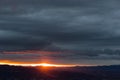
xmin=0 ymin=65 xmax=120 ymax=80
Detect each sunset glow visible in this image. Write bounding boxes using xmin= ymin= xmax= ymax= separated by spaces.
xmin=40 ymin=63 xmax=56 ymax=67
xmin=0 ymin=63 xmax=76 ymax=67
xmin=0 ymin=61 xmax=77 ymax=67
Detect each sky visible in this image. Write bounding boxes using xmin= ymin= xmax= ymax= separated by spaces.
xmin=0 ymin=0 xmax=120 ymax=66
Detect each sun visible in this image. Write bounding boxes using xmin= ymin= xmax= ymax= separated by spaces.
xmin=40 ymin=63 xmax=55 ymax=67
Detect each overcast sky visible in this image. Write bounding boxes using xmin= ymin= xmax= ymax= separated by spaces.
xmin=0 ymin=0 xmax=120 ymax=65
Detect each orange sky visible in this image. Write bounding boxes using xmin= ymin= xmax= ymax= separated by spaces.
xmin=0 ymin=60 xmax=77 ymax=67
xmin=0 ymin=59 xmax=93 ymax=67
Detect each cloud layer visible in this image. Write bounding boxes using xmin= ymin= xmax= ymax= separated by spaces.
xmin=0 ymin=0 xmax=120 ymax=65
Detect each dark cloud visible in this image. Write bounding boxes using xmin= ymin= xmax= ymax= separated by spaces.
xmin=0 ymin=0 xmax=120 ymax=65
xmin=1 ymin=49 xmax=120 ymax=65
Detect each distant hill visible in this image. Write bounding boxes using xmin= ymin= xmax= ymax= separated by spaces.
xmin=0 ymin=65 xmax=120 ymax=80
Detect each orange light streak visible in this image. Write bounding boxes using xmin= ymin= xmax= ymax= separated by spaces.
xmin=0 ymin=60 xmax=76 ymax=67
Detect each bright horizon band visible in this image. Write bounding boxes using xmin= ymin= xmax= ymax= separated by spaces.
xmin=0 ymin=62 xmax=93 ymax=67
